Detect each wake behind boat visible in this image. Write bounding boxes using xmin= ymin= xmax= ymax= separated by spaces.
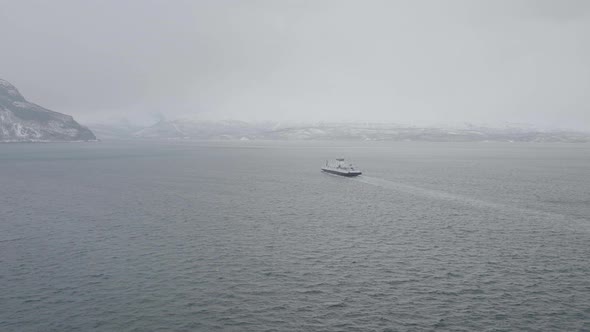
xmin=321 ymin=158 xmax=362 ymax=177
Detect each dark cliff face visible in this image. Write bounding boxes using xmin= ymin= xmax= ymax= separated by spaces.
xmin=0 ymin=79 xmax=96 ymax=142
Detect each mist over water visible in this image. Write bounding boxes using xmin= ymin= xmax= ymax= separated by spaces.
xmin=2 ymin=1 xmax=590 ymax=129
xmin=1 ymin=141 xmax=589 ymax=331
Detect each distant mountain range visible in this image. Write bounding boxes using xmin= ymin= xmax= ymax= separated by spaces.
xmin=0 ymin=79 xmax=96 ymax=142
xmin=133 ymin=119 xmax=273 ymax=140
xmin=261 ymin=123 xmax=590 ymax=142
xmin=90 ymin=118 xmax=590 ymax=143
xmin=3 ymin=76 xmax=584 ymax=143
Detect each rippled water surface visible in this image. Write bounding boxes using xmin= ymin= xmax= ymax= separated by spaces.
xmin=1 ymin=141 xmax=589 ymax=331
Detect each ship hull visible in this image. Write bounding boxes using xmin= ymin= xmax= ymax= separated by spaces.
xmin=321 ymin=168 xmax=362 ymax=177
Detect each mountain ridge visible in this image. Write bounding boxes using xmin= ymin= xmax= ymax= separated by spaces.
xmin=0 ymin=79 xmax=96 ymax=142
xmin=110 ymin=118 xmax=590 ymax=142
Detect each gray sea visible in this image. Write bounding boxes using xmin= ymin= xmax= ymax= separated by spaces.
xmin=1 ymin=141 xmax=589 ymax=331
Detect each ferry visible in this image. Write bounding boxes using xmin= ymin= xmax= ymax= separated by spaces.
xmin=321 ymin=158 xmax=362 ymax=177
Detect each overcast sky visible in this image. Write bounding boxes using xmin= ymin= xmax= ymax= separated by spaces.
xmin=1 ymin=0 xmax=589 ymax=128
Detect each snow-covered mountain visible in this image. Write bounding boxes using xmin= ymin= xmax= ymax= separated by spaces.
xmin=130 ymin=119 xmax=590 ymax=143
xmin=0 ymin=79 xmax=96 ymax=142
xmin=133 ymin=119 xmax=275 ymax=140
xmin=266 ymin=123 xmax=590 ymax=142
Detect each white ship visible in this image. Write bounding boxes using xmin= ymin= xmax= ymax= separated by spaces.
xmin=321 ymin=158 xmax=362 ymax=177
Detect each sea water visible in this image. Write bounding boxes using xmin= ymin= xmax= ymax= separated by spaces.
xmin=1 ymin=140 xmax=589 ymax=331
